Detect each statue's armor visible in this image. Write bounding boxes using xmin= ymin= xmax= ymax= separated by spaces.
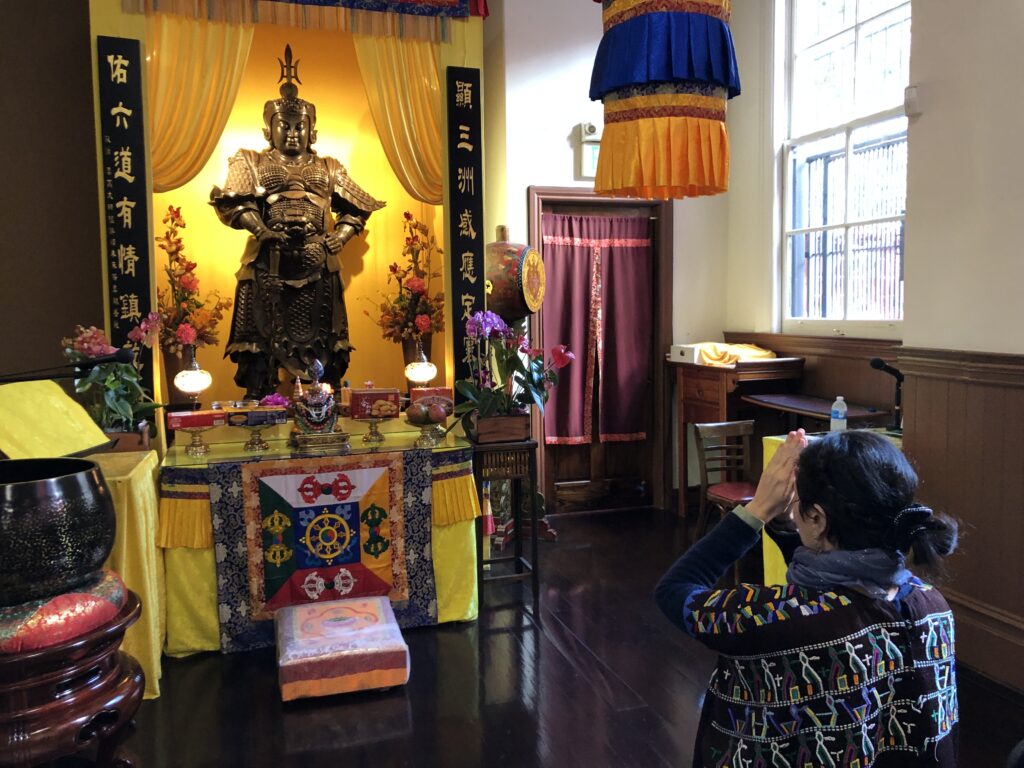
xmin=211 ymin=148 xmax=384 ymax=398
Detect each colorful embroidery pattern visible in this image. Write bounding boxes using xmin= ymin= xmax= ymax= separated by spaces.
xmin=693 ymin=582 xmax=958 ymax=767
xmin=690 ymin=583 xmax=854 ymax=635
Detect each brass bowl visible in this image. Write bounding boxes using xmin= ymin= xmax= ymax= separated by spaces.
xmin=0 ymin=458 xmax=115 ymax=606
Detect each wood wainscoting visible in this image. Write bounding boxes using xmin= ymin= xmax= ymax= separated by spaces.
xmin=723 ymin=332 xmax=902 ymax=409
xmin=899 ymin=347 xmax=1024 ymax=693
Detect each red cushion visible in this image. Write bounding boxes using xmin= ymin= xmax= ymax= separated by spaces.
xmin=0 ymin=570 xmax=127 ymax=654
xmin=708 ymin=481 xmax=757 ymax=505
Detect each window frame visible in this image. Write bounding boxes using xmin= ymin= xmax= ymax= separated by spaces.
xmin=779 ymin=0 xmax=910 ymax=339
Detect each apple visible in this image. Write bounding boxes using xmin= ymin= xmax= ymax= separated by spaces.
xmin=407 ymin=403 xmax=430 ymax=425
xmin=427 ymin=404 xmax=447 ymax=423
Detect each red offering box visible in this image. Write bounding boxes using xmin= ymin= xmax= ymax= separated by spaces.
xmin=167 ymin=410 xmax=228 ymax=430
xmin=350 ymin=389 xmax=401 ymax=420
xmin=409 ymin=387 xmax=454 ymax=416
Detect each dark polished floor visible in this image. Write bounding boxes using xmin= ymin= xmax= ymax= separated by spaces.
xmin=118 ymin=508 xmax=1022 ymax=767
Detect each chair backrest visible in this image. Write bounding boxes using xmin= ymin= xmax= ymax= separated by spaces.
xmin=692 ymin=421 xmax=754 ymax=495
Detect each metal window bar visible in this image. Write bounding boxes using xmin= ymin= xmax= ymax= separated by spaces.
xmin=790 ymin=131 xmax=906 ymax=320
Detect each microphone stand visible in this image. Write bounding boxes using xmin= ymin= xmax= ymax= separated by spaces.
xmin=0 ymin=371 xmax=83 ymax=385
xmin=892 ymin=378 xmax=902 ymax=432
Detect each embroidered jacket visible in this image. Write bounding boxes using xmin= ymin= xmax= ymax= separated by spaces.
xmin=656 ymin=512 xmax=958 ymax=768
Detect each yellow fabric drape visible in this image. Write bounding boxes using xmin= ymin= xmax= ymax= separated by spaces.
xmin=352 ymin=34 xmax=443 ymax=205
xmin=93 ymin=450 xmax=166 ymax=699
xmin=146 ymin=13 xmax=253 ymax=192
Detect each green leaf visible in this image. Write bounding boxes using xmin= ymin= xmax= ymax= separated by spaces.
xmin=454 ymin=380 xmax=480 ymax=403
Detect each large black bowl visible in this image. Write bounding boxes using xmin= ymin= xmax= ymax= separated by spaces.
xmin=0 ymin=458 xmax=115 ymax=606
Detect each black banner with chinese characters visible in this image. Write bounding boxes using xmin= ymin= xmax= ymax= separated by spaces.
xmin=445 ymin=66 xmax=485 ymax=395
xmin=96 ymin=35 xmax=153 ymax=390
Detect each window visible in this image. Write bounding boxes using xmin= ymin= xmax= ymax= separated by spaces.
xmin=782 ymin=0 xmax=910 ymax=333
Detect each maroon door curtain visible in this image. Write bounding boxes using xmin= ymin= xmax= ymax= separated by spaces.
xmin=541 ymin=213 xmax=653 ymax=445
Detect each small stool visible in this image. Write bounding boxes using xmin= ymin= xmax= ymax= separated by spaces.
xmin=275 ymin=597 xmax=410 ymax=702
xmin=0 ymin=587 xmax=144 ymax=768
xmin=472 ymin=440 xmax=539 ymax=607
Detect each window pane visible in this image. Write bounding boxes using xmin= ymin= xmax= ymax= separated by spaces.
xmin=790 ymin=133 xmax=846 ymax=230
xmin=788 ymin=230 xmax=846 ymax=319
xmin=791 ymin=31 xmax=855 ymax=136
xmin=855 ymin=5 xmax=911 ymax=115
xmin=848 ymin=118 xmax=907 ymax=221
xmin=794 ymin=0 xmax=855 ymax=50
xmin=847 ymin=222 xmax=903 ymax=319
xmin=858 ymin=0 xmax=908 ymax=23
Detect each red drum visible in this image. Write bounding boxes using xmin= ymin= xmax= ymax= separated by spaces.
xmin=485 ymin=226 xmax=546 ymax=321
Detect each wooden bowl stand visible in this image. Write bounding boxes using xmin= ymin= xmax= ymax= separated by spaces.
xmin=0 ymin=592 xmax=144 ymax=767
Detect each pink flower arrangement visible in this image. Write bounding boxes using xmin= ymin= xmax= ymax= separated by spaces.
xmin=63 ymin=325 xmax=116 ymax=359
xmin=365 ymin=212 xmax=444 ymax=342
xmin=155 ymin=206 xmax=232 ymax=357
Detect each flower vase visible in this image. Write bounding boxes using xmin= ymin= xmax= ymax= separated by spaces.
xmin=401 ymin=333 xmax=432 ymax=366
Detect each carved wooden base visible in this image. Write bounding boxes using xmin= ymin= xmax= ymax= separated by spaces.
xmin=0 ymin=592 xmax=144 ymax=768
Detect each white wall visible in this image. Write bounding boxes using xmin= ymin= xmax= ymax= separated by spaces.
xmin=903 ymin=1 xmax=1024 ymax=354
xmin=724 ymin=0 xmax=779 ymax=335
xmin=485 ymin=0 xmax=729 ymax=347
xmin=485 ymin=0 xmax=604 ymax=243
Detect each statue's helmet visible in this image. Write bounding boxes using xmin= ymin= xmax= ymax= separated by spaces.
xmin=262 ymin=45 xmax=317 ymax=146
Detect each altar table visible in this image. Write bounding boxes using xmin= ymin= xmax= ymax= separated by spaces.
xmin=158 ymin=433 xmax=480 ymax=655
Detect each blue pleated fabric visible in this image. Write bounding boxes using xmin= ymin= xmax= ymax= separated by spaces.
xmin=590 ymin=11 xmax=741 ymax=101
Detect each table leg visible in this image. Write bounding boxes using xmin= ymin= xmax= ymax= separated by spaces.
xmin=529 ymin=450 xmax=540 ymax=608
xmin=512 ymin=480 xmax=523 ymax=576
xmin=676 ymin=366 xmax=687 ymax=518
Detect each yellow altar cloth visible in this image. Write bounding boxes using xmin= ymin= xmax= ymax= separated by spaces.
xmin=159 ymin=434 xmax=481 ymax=654
xmin=0 ymin=381 xmax=109 ymax=458
xmin=91 ymin=450 xmax=165 ymax=699
xmin=761 ymin=429 xmax=904 ymax=585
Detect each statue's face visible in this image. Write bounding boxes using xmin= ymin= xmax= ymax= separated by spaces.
xmin=270 ymin=114 xmax=311 ymax=156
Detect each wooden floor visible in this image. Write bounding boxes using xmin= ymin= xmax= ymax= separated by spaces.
xmin=118 ymin=508 xmax=1022 ymax=767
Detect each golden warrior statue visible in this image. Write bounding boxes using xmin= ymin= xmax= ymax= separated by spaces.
xmin=211 ymin=46 xmax=384 ymax=399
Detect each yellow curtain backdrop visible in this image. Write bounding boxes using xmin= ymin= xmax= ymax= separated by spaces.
xmin=146 ymin=13 xmax=254 ymax=192
xmin=352 ymin=34 xmax=443 ymax=205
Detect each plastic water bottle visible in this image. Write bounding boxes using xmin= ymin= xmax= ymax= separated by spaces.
xmin=830 ymin=396 xmax=848 ymax=432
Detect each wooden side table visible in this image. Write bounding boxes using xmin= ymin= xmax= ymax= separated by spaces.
xmin=472 ymin=440 xmax=539 ymax=607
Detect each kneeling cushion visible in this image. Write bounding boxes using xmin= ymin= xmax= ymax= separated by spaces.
xmin=276 ymin=596 xmax=410 ymax=701
xmin=0 ymin=570 xmax=127 ymax=654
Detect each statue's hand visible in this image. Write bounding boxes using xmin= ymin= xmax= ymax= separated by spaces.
xmin=325 ymin=231 xmax=347 ymax=254
xmin=255 ymin=226 xmax=287 ymax=244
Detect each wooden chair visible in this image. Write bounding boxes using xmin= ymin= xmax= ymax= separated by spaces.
xmin=693 ymin=420 xmax=757 ymax=541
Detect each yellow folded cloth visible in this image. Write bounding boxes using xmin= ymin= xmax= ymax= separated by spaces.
xmin=694 ymin=342 xmax=776 ymax=367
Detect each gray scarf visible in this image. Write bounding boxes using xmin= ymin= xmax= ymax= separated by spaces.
xmin=786 ymin=547 xmax=912 ymax=599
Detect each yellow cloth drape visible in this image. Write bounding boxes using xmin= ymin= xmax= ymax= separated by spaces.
xmin=0 ymin=381 xmax=109 ymax=459
xmin=146 ymin=13 xmax=253 ymax=192
xmin=595 ymin=114 xmax=730 ymax=199
xmin=352 ymin=34 xmax=443 ymax=205
xmin=163 ymin=547 xmax=220 ymax=655
xmin=93 ymin=451 xmax=166 ymax=699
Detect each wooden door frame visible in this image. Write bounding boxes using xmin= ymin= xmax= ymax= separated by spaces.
xmin=527 ymin=186 xmax=674 ymax=511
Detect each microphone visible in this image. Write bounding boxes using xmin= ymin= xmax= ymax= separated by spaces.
xmin=71 ymin=348 xmax=136 ymax=369
xmin=869 ymin=357 xmax=904 ymax=382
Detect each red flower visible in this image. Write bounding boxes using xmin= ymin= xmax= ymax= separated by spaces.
xmin=415 ymin=314 xmax=432 ymax=333
xmin=403 ymin=211 xmax=413 ymax=221
xmin=179 ymin=272 xmax=199 ymax=292
xmin=405 ymin=277 xmax=426 ymax=295
xmin=551 ymin=344 xmax=575 ymax=369
xmin=175 ymin=323 xmax=197 ymax=346
xmin=389 ymin=263 xmax=399 ymax=274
